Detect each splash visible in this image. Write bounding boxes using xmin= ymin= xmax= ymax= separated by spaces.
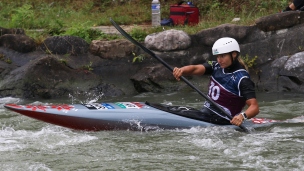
xmin=0 ymin=125 xmax=98 ymax=151
xmin=68 ymin=89 xmax=105 ymax=104
xmin=0 ymin=97 xmax=22 ymax=108
xmin=286 ymin=115 xmax=304 ymax=123
xmin=122 ymin=119 xmax=162 ymax=132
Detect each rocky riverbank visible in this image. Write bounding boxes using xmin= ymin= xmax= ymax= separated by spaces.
xmin=0 ymin=11 xmax=304 ymax=99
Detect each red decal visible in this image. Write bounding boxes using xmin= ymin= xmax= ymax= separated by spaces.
xmin=24 ymin=105 xmax=47 ymax=112
xmin=51 ymin=105 xmax=57 ymax=109
xmin=61 ymin=104 xmax=74 ymax=110
xmin=5 ymin=104 xmax=23 ymax=108
xmin=50 ymin=104 xmax=74 ymax=111
xmin=131 ymin=102 xmax=144 ymax=108
xmin=37 ymin=105 xmax=47 ymax=111
xmin=22 ymin=104 xmax=74 ymax=112
xmin=25 ymin=105 xmax=36 ymax=111
xmin=251 ymin=118 xmax=278 ymax=124
xmin=6 ymin=103 xmax=74 ymax=112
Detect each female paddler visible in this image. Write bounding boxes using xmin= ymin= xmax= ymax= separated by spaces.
xmin=173 ymin=37 xmax=259 ymax=126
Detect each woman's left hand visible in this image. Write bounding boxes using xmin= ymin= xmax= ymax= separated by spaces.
xmin=230 ymin=114 xmax=244 ymax=126
xmin=173 ymin=67 xmax=183 ymax=81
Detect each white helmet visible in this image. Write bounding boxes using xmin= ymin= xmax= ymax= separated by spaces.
xmin=212 ymin=37 xmax=240 ymax=55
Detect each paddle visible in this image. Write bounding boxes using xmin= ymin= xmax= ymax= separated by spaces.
xmin=109 ymin=18 xmax=250 ymax=133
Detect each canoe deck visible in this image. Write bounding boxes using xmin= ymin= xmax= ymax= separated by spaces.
xmin=4 ymin=102 xmax=279 ymax=131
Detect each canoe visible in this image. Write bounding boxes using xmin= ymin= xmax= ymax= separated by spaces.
xmin=4 ymin=102 xmax=278 ymax=131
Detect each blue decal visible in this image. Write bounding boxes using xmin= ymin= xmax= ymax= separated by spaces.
xmin=101 ymin=103 xmax=115 ymax=109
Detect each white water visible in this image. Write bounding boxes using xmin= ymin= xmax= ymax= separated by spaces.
xmin=0 ymin=93 xmax=303 ymax=170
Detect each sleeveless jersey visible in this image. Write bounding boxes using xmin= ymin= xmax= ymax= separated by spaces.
xmin=204 ymin=61 xmax=250 ymax=118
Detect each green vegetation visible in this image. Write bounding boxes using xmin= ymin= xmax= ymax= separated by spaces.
xmin=241 ymin=54 xmax=258 ymax=68
xmin=82 ymin=62 xmax=94 ymax=71
xmin=132 ymin=52 xmax=145 ymax=63
xmin=0 ymin=0 xmax=289 ymax=42
xmin=0 ymin=53 xmax=12 ymax=64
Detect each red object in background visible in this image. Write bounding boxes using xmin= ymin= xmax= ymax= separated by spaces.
xmin=170 ymin=3 xmax=200 ymax=26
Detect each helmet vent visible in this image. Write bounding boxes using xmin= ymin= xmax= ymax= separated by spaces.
xmin=224 ymin=41 xmax=232 ymax=45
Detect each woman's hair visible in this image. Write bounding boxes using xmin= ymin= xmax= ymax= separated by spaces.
xmin=231 ymin=51 xmax=249 ymax=72
xmin=236 ymin=52 xmax=249 ymax=72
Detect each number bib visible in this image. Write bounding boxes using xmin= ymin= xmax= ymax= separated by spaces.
xmin=205 ymin=63 xmax=249 ymax=117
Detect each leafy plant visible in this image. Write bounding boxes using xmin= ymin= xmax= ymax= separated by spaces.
xmin=241 ymin=54 xmax=258 ymax=68
xmin=129 ymin=26 xmax=148 ymax=42
xmin=46 ymin=19 xmax=65 ymax=35
xmin=0 ymin=53 xmax=12 ymax=64
xmin=62 ymin=22 xmax=105 ymax=43
xmin=82 ymin=62 xmax=94 ymax=71
xmin=132 ymin=52 xmax=145 ymax=63
xmin=10 ymin=4 xmax=35 ymax=28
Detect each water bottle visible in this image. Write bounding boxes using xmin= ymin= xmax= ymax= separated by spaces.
xmin=151 ymin=0 xmax=161 ymax=27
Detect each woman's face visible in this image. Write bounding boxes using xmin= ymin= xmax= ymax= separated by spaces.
xmin=216 ymin=53 xmax=233 ymax=68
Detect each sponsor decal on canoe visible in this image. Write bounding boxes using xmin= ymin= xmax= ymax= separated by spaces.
xmin=115 ymin=102 xmax=144 ymax=109
xmin=101 ymin=103 xmax=115 ymax=109
xmin=251 ymin=118 xmax=278 ymax=124
xmin=26 ymin=105 xmax=48 ymax=111
xmin=132 ymin=102 xmax=145 ymax=108
xmin=84 ymin=103 xmax=114 ymax=110
xmin=26 ymin=104 xmax=74 ymax=112
xmin=5 ymin=104 xmax=74 ymax=112
xmin=5 ymin=104 xmax=23 ymax=109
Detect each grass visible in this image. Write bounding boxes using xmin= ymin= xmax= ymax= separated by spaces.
xmin=0 ymin=0 xmax=289 ymax=42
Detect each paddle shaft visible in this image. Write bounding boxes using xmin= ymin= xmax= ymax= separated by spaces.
xmin=110 ymin=18 xmax=249 ymax=132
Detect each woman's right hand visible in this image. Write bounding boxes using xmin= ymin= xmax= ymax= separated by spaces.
xmin=173 ymin=67 xmax=183 ymax=81
xmin=173 ymin=65 xmax=205 ymax=81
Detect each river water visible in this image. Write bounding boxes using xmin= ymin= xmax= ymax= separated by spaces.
xmin=0 ymin=92 xmax=303 ymax=171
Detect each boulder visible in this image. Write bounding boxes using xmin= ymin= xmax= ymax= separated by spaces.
xmin=0 ymin=59 xmax=17 ymax=80
xmin=0 ymin=55 xmax=124 ymax=98
xmin=144 ymin=29 xmax=191 ymax=51
xmin=0 ymin=34 xmax=36 ymax=53
xmin=130 ymin=64 xmax=176 ymax=93
xmin=242 ymin=23 xmax=304 ymax=64
xmin=256 ymin=56 xmax=287 ymax=92
xmin=0 ymin=27 xmax=25 ymax=36
xmin=40 ymin=36 xmax=89 ymax=55
xmin=280 ymin=52 xmax=304 ymax=83
xmin=257 ymin=52 xmax=304 ymax=92
xmin=90 ymin=39 xmax=138 ymax=59
xmin=193 ymin=24 xmax=254 ymax=46
xmin=255 ymin=11 xmax=304 ymax=32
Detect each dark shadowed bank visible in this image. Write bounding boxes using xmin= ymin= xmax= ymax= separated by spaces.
xmin=0 ymin=11 xmax=304 ymax=99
